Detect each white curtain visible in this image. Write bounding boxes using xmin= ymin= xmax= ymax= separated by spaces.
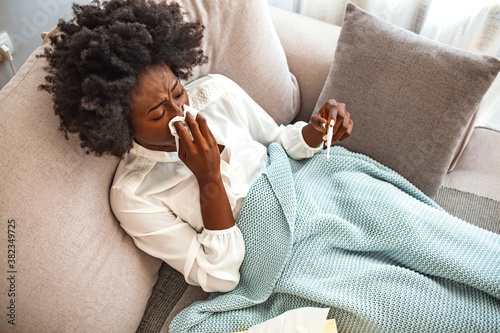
xmin=269 ymin=0 xmax=500 ymax=130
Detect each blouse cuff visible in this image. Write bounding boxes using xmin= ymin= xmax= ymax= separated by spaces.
xmin=282 ymin=121 xmax=323 ymax=160
xmin=197 ymin=225 xmax=245 ymax=263
xmin=195 ymin=225 xmax=245 ymax=292
xmin=202 ymin=224 xmax=239 ymax=235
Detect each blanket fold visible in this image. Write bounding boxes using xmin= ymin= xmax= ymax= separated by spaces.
xmin=170 ymin=144 xmax=500 ymax=333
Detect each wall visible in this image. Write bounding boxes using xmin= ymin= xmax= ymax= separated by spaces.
xmin=0 ymin=0 xmax=92 ymax=90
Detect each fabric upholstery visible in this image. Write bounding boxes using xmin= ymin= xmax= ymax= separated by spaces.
xmin=176 ymin=0 xmax=300 ymax=125
xmin=136 ymin=263 xmax=192 ymax=333
xmin=0 ymin=46 xmax=162 ymax=333
xmin=269 ymin=6 xmax=342 ymax=122
xmin=442 ymin=127 xmax=500 ymax=202
xmin=162 ymin=285 xmax=209 ymax=332
xmin=315 ymin=3 xmax=500 ymax=197
xmin=434 ymin=187 xmax=500 ymax=234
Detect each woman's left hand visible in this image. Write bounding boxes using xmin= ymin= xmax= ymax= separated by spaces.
xmin=302 ymin=99 xmax=353 ymax=148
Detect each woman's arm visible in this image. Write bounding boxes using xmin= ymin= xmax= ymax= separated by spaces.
xmin=110 ymin=186 xmax=244 ymax=292
xmin=197 ymin=174 xmax=235 ymax=230
xmin=174 ymin=112 xmax=235 ymax=230
xmin=206 ymin=75 xmax=352 ymax=159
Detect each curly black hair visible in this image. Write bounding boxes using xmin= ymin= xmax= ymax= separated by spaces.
xmin=39 ymin=0 xmax=207 ymax=158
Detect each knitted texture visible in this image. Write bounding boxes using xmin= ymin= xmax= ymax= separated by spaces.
xmin=170 ymin=144 xmax=500 ymax=333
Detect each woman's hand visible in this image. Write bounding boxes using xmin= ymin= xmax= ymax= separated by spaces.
xmin=302 ymin=99 xmax=353 ymax=148
xmin=174 ymin=112 xmax=235 ymax=231
xmin=174 ymin=112 xmax=221 ymax=182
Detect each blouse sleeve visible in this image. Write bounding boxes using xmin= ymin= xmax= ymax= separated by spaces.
xmin=212 ymin=74 xmax=323 ymax=160
xmin=110 ymin=186 xmax=245 ymax=293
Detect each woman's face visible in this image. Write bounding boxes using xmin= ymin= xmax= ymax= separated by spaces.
xmin=128 ymin=63 xmax=189 ymax=152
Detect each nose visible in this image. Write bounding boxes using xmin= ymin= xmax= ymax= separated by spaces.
xmin=166 ymin=99 xmax=184 ymax=117
xmin=175 ymin=105 xmax=184 ymax=117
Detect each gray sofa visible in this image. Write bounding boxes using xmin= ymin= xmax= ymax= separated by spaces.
xmin=1 ymin=2 xmax=498 ymax=333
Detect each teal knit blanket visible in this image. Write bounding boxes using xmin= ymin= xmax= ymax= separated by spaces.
xmin=171 ymin=144 xmax=500 ymax=332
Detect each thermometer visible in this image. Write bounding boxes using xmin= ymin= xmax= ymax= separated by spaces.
xmin=326 ymin=119 xmax=334 ymax=161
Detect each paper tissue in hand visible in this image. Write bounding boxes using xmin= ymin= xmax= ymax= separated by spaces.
xmin=168 ymin=104 xmax=200 ymax=152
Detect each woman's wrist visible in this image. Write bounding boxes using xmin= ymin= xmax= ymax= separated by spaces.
xmin=302 ymin=123 xmax=324 ymax=148
xmin=196 ymin=172 xmax=223 ymax=188
xmin=197 ymin=174 xmax=236 ymax=231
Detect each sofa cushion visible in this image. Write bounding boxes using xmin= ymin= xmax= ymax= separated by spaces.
xmin=176 ymin=0 xmax=300 ymax=125
xmin=0 ymin=46 xmax=161 ymax=333
xmin=315 ymin=3 xmax=500 ymax=198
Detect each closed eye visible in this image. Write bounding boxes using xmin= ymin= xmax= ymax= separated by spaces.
xmin=175 ymin=89 xmax=185 ymax=99
xmin=152 ymin=109 xmax=165 ymax=121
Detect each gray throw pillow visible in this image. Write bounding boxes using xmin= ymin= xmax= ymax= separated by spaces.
xmin=316 ymin=3 xmax=500 ymax=198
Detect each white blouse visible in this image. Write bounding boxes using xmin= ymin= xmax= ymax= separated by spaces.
xmin=110 ymin=74 xmax=323 ymax=292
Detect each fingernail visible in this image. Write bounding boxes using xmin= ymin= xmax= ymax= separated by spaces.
xmin=322 ymin=134 xmax=327 ymax=141
xmin=322 ymin=123 xmax=326 ymax=129
xmin=330 ymin=119 xmax=335 ymax=126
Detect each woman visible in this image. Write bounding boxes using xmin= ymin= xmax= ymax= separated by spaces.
xmin=41 ymin=1 xmax=499 ymax=332
xmin=40 ymin=0 xmax=352 ymax=292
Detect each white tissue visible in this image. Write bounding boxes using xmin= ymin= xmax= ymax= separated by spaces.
xmin=168 ymin=104 xmax=200 ymax=152
xmin=247 ymin=307 xmax=329 ymax=333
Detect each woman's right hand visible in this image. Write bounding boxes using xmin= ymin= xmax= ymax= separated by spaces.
xmin=175 ymin=112 xmax=235 ymax=231
xmin=174 ymin=112 xmax=221 ymax=182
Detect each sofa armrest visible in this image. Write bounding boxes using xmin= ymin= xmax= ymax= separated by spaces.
xmin=442 ymin=127 xmax=500 ymax=202
xmin=269 ymin=6 xmax=341 ymax=122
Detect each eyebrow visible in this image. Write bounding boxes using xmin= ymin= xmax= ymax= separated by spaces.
xmin=146 ymin=78 xmax=180 ymax=115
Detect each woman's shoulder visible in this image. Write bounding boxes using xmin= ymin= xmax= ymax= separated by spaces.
xmin=185 ymin=74 xmax=248 ymax=112
xmin=186 ymin=74 xmax=240 ymax=89
xmin=186 ymin=74 xmax=246 ymax=98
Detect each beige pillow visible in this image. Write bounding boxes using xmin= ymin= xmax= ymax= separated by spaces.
xmin=177 ymin=0 xmax=300 ymax=125
xmin=269 ymin=6 xmax=342 ymax=123
xmin=0 ymin=46 xmax=161 ymax=333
